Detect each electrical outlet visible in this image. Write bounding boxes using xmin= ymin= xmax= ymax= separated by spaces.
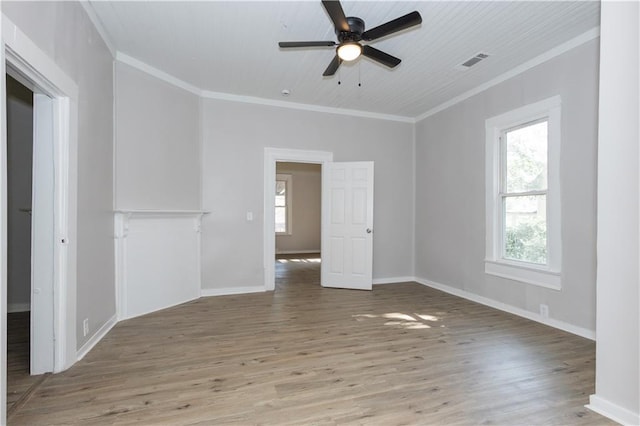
xmin=539 ymin=304 xmax=549 ymax=318
xmin=83 ymin=318 xmax=89 ymax=336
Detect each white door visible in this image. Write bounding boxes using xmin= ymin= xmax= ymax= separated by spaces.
xmin=321 ymin=162 xmax=374 ymax=290
xmin=31 ymin=93 xmax=54 ymax=374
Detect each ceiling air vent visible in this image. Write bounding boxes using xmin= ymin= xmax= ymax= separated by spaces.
xmin=460 ymin=52 xmax=490 ymax=68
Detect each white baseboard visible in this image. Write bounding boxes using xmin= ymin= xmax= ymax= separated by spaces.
xmin=8 ymin=303 xmax=30 ymax=313
xmin=373 ymin=276 xmax=416 ymax=285
xmin=201 ymin=286 xmax=266 ymax=297
xmin=275 ymin=250 xmax=321 ymax=255
xmin=587 ymin=394 xmax=640 ymax=425
xmin=414 ymin=277 xmax=596 ymax=340
xmin=76 ymin=314 xmax=118 ymax=361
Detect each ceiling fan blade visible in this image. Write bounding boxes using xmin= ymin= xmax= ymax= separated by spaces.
xmin=279 ymin=41 xmax=336 ymax=48
xmin=322 ymin=0 xmax=350 ymax=32
xmin=323 ymin=55 xmax=342 ymax=76
xmin=362 ymin=45 xmax=401 ymax=68
xmin=361 ymin=11 xmax=422 ymax=41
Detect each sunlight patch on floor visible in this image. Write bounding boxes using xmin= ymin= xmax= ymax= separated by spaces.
xmin=352 ymin=312 xmax=443 ymax=330
xmin=277 ymin=257 xmax=321 ymax=263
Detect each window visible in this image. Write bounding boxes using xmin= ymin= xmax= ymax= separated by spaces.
xmin=485 ymin=96 xmax=561 ymax=290
xmin=503 ymin=119 xmax=548 ymax=264
xmin=275 ymin=174 xmax=292 ymax=235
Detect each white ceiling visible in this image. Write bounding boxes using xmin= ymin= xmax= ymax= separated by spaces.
xmin=87 ymin=1 xmax=601 ymax=119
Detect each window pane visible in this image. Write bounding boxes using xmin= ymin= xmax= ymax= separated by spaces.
xmin=505 ymin=121 xmax=548 ymax=193
xmin=276 ymin=180 xmax=286 ymax=207
xmin=275 ymin=206 xmax=286 ymax=233
xmin=504 ymin=195 xmax=547 ymax=264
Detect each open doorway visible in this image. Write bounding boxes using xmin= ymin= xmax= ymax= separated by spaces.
xmin=4 ymin=65 xmax=58 ymax=417
xmin=5 ymin=74 xmax=41 ymax=415
xmin=275 ymin=162 xmax=322 ymax=291
xmin=2 ymin=20 xmax=80 ymax=422
xmin=264 ymin=149 xmax=374 ymax=291
xmin=263 ymin=148 xmax=333 ymax=291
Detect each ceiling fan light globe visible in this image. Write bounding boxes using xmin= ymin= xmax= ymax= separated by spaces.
xmin=337 ymin=43 xmax=362 ymax=61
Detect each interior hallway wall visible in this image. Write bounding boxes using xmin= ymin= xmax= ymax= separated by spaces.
xmin=6 ymin=75 xmax=33 ymax=312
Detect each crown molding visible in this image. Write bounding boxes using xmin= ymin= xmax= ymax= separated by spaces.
xmin=115 ymin=52 xmax=412 ymax=123
xmin=78 ymin=0 xmax=116 ymax=58
xmin=415 ymin=26 xmax=601 ymax=123
xmin=200 ymin=89 xmax=415 ymax=123
xmin=112 ymin=25 xmax=599 ymax=125
xmin=116 ymin=52 xmax=203 ymax=96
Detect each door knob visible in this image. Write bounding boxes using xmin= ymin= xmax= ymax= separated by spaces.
xmin=366 ymin=228 xmax=372 ymax=234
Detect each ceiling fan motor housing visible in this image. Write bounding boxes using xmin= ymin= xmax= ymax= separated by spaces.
xmin=337 ymin=17 xmax=365 ymax=42
xmin=279 ymin=1 xmax=422 ymax=76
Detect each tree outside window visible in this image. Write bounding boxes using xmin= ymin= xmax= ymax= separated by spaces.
xmin=502 ymin=120 xmax=548 ymax=265
xmin=275 ymin=174 xmax=292 ymax=234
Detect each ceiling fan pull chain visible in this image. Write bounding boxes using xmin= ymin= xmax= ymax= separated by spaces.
xmin=358 ymin=62 xmax=362 ymax=87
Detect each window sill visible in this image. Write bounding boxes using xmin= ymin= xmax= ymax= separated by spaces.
xmin=485 ymin=259 xmax=561 ymax=290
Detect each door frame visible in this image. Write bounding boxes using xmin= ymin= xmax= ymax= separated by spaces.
xmin=263 ymin=148 xmax=333 ymax=291
xmin=1 ymin=15 xmax=79 ymax=383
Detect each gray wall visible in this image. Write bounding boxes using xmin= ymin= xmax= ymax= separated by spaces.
xmin=275 ymin=162 xmax=321 ymax=254
xmin=115 ymin=62 xmax=201 ymax=210
xmin=414 ymin=39 xmax=600 ymax=331
xmin=6 ymin=75 xmax=33 ymax=311
xmin=201 ymin=99 xmax=414 ymax=290
xmin=3 ymin=1 xmax=115 ymax=348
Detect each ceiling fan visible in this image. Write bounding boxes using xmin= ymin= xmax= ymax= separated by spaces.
xmin=278 ymin=0 xmax=422 ymax=77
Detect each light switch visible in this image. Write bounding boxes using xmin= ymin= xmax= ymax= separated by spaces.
xmin=246 ymin=211 xmax=253 ymax=221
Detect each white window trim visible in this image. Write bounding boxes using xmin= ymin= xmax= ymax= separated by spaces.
xmin=485 ymin=96 xmax=562 ymax=290
xmin=275 ymin=174 xmax=292 ymax=235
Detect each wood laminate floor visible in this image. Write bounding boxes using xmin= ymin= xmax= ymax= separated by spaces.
xmin=9 ymin=254 xmax=611 ymax=425
xmin=6 ymin=311 xmax=47 ymax=418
